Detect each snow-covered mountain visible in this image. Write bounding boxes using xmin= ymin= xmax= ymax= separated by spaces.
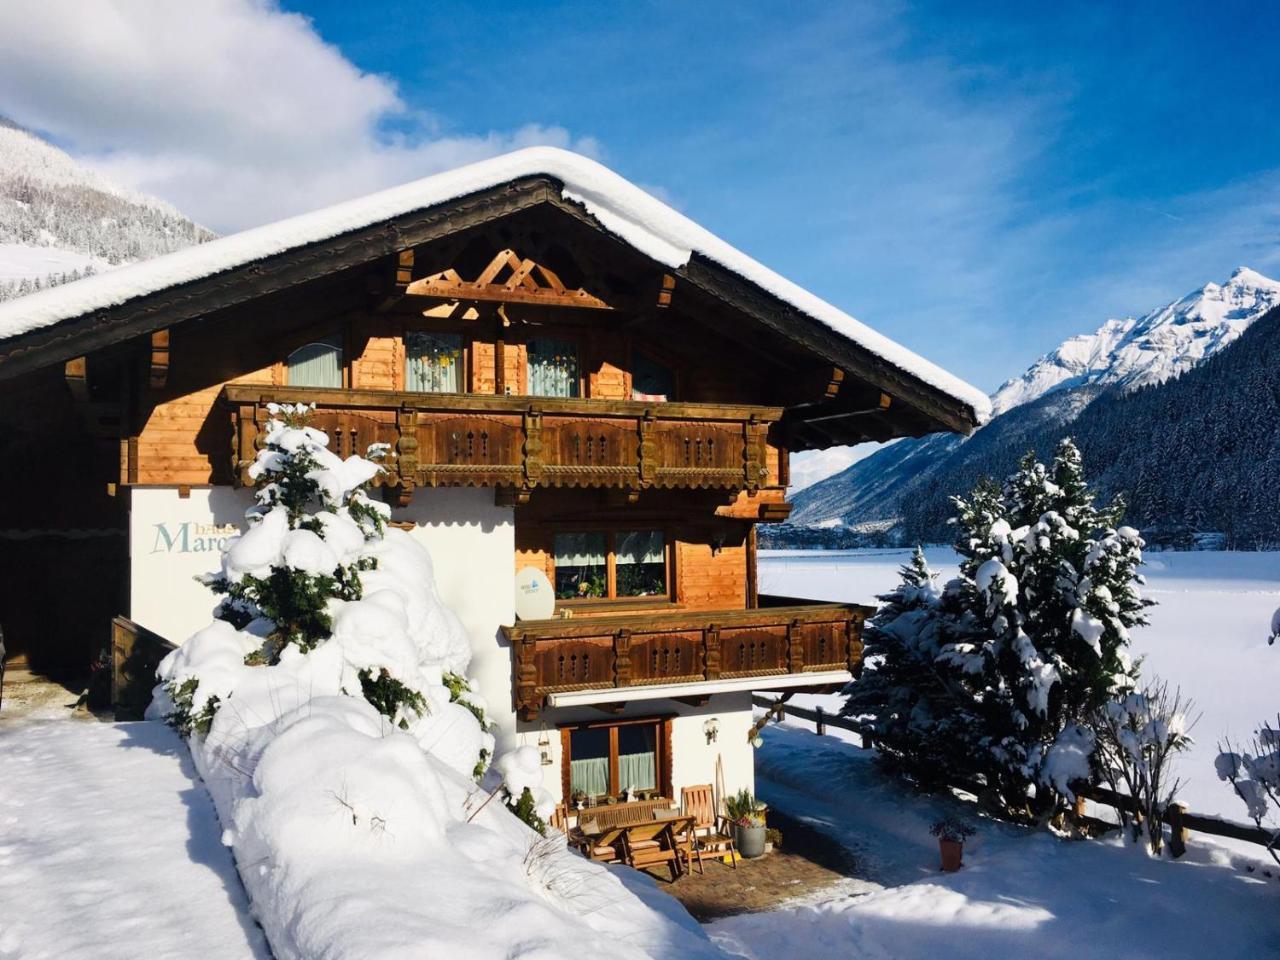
xmin=0 ymin=117 xmax=213 ymax=301
xmin=786 ymin=267 xmax=1280 ymax=537
xmin=988 ymin=267 xmax=1280 ymax=416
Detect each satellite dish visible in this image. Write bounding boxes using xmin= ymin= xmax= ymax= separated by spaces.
xmin=514 ymin=566 xmax=555 ymax=620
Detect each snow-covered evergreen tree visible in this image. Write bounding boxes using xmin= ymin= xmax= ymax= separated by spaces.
xmin=844 ymin=547 xmax=985 ymax=789
xmin=151 ymin=402 xmax=499 ymax=785
xmin=848 ymin=439 xmax=1150 ymax=817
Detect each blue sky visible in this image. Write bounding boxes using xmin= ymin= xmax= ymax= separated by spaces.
xmin=3 ymin=1 xmax=1279 ymax=391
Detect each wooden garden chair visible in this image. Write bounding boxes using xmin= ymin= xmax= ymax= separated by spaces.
xmin=618 ymin=821 xmax=682 ymax=882
xmin=577 ymin=824 xmax=626 ymax=864
xmin=548 ymin=803 xmax=571 ymax=836
xmin=679 ymin=784 xmax=737 ymax=872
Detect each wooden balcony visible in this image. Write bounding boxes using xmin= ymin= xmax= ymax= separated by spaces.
xmin=502 ymin=602 xmax=869 ymax=720
xmin=223 ymin=385 xmax=783 ymax=503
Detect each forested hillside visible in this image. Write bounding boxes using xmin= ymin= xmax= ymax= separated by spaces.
xmin=897 ymin=304 xmax=1280 ymax=547
xmin=0 ymin=117 xmax=213 ymax=301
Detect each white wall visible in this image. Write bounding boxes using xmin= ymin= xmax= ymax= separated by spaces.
xmin=128 ymin=487 xmax=254 ymax=643
xmin=522 ymin=691 xmax=756 ymax=807
xmin=391 ymin=488 xmax=518 ymax=746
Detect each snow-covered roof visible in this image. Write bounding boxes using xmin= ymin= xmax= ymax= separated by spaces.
xmin=0 ymin=147 xmax=989 ymax=423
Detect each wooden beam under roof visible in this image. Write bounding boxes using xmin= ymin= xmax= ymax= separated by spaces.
xmin=405 ymin=247 xmax=612 ymax=310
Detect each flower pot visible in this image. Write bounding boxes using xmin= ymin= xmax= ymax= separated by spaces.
xmin=939 ymin=838 xmax=964 ymax=872
xmin=735 ymin=823 xmax=767 ymax=859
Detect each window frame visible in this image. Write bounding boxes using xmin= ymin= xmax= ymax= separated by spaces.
xmin=559 ymin=716 xmax=673 ymax=803
xmin=551 ymin=527 xmax=672 ymax=606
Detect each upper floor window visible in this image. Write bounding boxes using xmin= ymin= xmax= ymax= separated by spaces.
xmin=527 ymin=337 xmax=579 ymax=398
xmin=632 ymin=352 xmax=674 ymax=402
xmin=406 ymin=331 xmax=462 ymax=393
xmin=552 ymin=529 xmax=667 ymax=601
xmin=287 ymin=339 xmax=342 ymax=388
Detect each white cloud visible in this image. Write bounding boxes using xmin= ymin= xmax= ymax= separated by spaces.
xmin=0 ymin=0 xmax=596 ymax=231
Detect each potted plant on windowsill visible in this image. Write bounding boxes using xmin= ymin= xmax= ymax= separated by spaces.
xmin=930 ymin=817 xmax=975 ymax=872
xmin=725 ymin=789 xmax=768 ymax=858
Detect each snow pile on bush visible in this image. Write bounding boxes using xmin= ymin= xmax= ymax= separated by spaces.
xmin=1215 ymin=603 xmax=1280 ymax=868
xmin=149 ymin=404 xmax=721 ymax=960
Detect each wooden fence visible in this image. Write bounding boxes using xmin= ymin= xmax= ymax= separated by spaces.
xmin=751 ymin=694 xmax=1276 ymax=854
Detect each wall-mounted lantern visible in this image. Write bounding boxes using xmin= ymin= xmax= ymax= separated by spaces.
xmin=538 ymin=723 xmax=553 ymax=765
xmin=703 ymin=717 xmax=720 ymax=745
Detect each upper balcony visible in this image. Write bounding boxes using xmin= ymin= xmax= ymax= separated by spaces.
xmin=222 ymin=384 xmax=783 ymax=504
xmin=501 ymin=601 xmax=869 ymax=720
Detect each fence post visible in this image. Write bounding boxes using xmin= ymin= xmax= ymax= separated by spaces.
xmin=1167 ymin=802 xmax=1188 ymax=858
xmin=815 ymin=704 xmax=826 ymax=736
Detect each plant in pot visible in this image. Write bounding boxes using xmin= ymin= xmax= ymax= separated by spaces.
xmin=930 ymin=817 xmax=975 ymax=872
xmin=725 ymin=789 xmax=768 ymax=858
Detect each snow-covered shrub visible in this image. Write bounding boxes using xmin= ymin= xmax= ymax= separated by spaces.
xmin=847 ymin=439 xmax=1150 ymax=818
xmin=151 ymin=401 xmax=490 ymax=771
xmin=1091 ymin=680 xmax=1195 ymax=854
xmin=144 ymin=405 xmax=722 ymax=959
xmin=1216 ymin=605 xmax=1280 ymax=868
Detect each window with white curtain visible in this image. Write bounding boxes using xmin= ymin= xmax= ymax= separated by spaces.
xmin=526 ymin=337 xmax=579 ymax=397
xmin=552 ymin=529 xmax=667 ymax=602
xmin=568 ymin=721 xmax=662 ymax=802
xmin=286 ymin=339 xmax=343 ymax=388
xmin=405 ymin=331 xmax=462 ymax=393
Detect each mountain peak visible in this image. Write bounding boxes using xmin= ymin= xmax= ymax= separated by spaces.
xmin=988 ymin=268 xmax=1280 ymax=416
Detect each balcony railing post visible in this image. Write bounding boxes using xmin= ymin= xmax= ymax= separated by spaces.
xmin=523 ymin=406 xmax=544 ymax=488
xmin=613 ymin=628 xmax=632 ymax=688
xmin=704 ymin=624 xmax=721 ymax=681
xmin=515 ymin=634 xmax=539 ymax=721
xmin=786 ymin=618 xmax=804 ymax=673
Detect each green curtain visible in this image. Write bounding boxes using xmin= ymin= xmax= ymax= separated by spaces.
xmin=287 ymin=341 xmax=342 ymax=388
xmin=570 ymin=757 xmax=609 ymax=797
xmin=619 ymin=751 xmax=656 ymax=792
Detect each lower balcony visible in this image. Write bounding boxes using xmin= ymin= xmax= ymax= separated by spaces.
xmin=502 ymin=602 xmax=870 ymax=720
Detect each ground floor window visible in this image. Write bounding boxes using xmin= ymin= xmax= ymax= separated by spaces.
xmin=563 ymin=718 xmax=669 ymax=803
xmin=552 ymin=529 xmax=668 ymax=601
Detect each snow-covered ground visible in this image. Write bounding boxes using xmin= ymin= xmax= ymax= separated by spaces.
xmin=0 ymin=721 xmax=270 ymax=960
xmin=760 ymin=548 xmax=1280 ymax=821
xmin=709 ymin=724 xmax=1280 ymax=960
xmin=0 ymin=243 xmax=109 ymax=283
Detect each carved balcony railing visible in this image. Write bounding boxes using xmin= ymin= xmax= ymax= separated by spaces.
xmin=502 ymin=602 xmax=869 ymax=720
xmin=223 ymin=385 xmax=783 ymax=502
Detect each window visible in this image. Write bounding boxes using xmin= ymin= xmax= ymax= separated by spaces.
xmin=615 ymin=530 xmax=666 ymax=597
xmin=553 ymin=532 xmax=607 ymax=599
xmin=552 ymin=529 xmax=667 ymax=601
xmin=632 ymin=352 xmax=674 ymax=401
xmin=567 ymin=720 xmax=664 ymax=801
xmin=527 ymin=337 xmax=579 ymax=397
xmin=406 ymin=331 xmax=462 ymax=392
xmin=287 ymin=339 xmax=342 ymax=388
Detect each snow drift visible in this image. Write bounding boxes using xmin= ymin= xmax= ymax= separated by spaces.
xmin=149 ymin=405 xmax=722 ymax=960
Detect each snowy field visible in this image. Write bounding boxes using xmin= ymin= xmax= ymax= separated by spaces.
xmin=760 ymin=548 xmax=1280 ymax=820
xmin=710 ymin=725 xmax=1280 ymax=960
xmin=0 ymin=721 xmax=269 ymax=960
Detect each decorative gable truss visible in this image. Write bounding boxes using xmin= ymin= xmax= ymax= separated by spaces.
xmin=405 ymin=248 xmax=612 ymax=310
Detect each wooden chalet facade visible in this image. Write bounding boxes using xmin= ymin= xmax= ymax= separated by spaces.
xmin=0 ymin=148 xmax=985 ymax=808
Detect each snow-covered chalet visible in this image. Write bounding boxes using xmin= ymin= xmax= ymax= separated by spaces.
xmin=0 ymin=148 xmax=987 ymax=808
